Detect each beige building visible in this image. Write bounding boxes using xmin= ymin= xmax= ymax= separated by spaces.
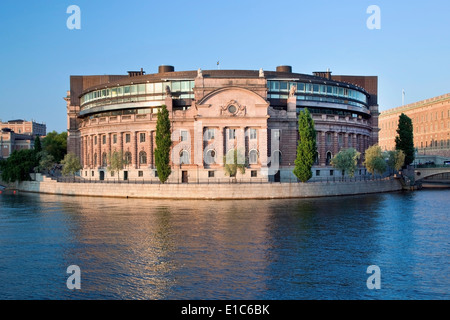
xmin=0 ymin=120 xmax=46 ymax=159
xmin=379 ymin=93 xmax=450 ymax=158
xmin=67 ymin=65 xmax=379 ymax=182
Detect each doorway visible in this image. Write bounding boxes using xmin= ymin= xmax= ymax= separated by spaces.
xmin=182 ymin=171 xmax=188 ymax=183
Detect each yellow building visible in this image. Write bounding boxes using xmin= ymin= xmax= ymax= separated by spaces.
xmin=379 ymin=93 xmax=450 ymax=157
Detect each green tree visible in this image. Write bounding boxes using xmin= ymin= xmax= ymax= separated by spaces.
xmin=386 ymin=149 xmax=405 ymax=173
xmin=154 ymin=105 xmax=172 ymax=183
xmin=364 ymin=145 xmax=387 ymax=175
xmin=107 ymin=151 xmax=126 ymax=179
xmin=61 ymin=152 xmax=82 ymax=176
xmin=395 ymin=113 xmax=414 ymax=166
xmin=34 ymin=135 xmax=42 ymax=153
xmin=36 ymin=151 xmax=55 ymax=173
xmin=0 ymin=149 xmax=36 ymax=182
xmin=330 ymin=148 xmax=361 ymax=177
xmin=293 ymin=108 xmax=317 ymax=182
xmin=223 ymin=148 xmax=246 ymax=181
xmin=42 ymin=131 xmax=68 ymax=163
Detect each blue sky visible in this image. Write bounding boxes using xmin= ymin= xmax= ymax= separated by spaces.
xmin=0 ymin=0 xmax=449 ymax=133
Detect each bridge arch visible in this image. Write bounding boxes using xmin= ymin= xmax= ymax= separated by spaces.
xmin=414 ymin=168 xmax=450 ymax=181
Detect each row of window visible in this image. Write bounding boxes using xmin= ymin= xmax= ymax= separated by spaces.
xmin=419 ymin=139 xmax=450 ymax=148
xmin=87 ymin=128 xmax=261 ymax=145
xmin=89 ymin=132 xmax=147 ymax=145
xmin=87 ymin=148 xmax=261 ymax=167
xmin=267 ymin=81 xmax=368 ymax=105
xmin=80 ymin=81 xmax=195 ymax=106
xmin=84 ymin=169 xmax=259 ymax=179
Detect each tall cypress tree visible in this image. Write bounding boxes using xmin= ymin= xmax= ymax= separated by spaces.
xmin=155 ymin=105 xmax=172 ymax=183
xmin=395 ymin=113 xmax=414 ymax=166
xmin=293 ymin=108 xmax=317 ymax=182
xmin=34 ymin=135 xmax=42 ymax=153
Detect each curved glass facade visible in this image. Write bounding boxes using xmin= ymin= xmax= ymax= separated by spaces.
xmin=267 ymin=80 xmax=369 ymax=110
xmin=80 ymin=80 xmax=195 ymax=112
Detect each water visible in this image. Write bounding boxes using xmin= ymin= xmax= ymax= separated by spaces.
xmin=0 ymin=189 xmax=448 ymax=300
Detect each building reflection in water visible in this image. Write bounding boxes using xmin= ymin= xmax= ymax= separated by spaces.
xmin=58 ymin=196 xmax=273 ymax=299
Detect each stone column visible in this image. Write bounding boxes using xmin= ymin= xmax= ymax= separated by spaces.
xmin=149 ymin=130 xmax=154 ymax=168
xmin=132 ymin=131 xmax=137 ymax=169
xmin=193 ymin=121 xmax=203 ymax=166
xmin=106 ymin=133 xmax=111 ymax=164
xmin=216 ymin=126 xmax=225 ymax=165
xmin=259 ymin=127 xmax=268 ymax=168
xmin=97 ymin=134 xmax=101 ymax=168
xmin=333 ymin=132 xmax=339 ymax=156
xmin=319 ymin=131 xmax=326 ymax=166
xmin=118 ymin=132 xmax=123 ymax=154
xmin=237 ymin=127 xmax=245 ymax=164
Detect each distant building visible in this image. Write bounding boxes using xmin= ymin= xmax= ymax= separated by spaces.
xmin=66 ymin=65 xmax=379 ymax=182
xmin=0 ymin=119 xmax=46 ymax=158
xmin=379 ymin=93 xmax=450 ymax=158
xmin=0 ymin=119 xmax=46 ymax=137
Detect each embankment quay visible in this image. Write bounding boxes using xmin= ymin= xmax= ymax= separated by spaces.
xmin=3 ymin=174 xmax=403 ymax=200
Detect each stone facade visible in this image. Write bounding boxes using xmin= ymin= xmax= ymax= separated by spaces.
xmin=67 ymin=66 xmax=379 ymax=182
xmin=11 ymin=174 xmax=402 ymax=200
xmin=379 ymin=93 xmax=450 ymax=158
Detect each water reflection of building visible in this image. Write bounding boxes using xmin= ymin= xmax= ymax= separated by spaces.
xmin=61 ymin=196 xmax=272 ymax=299
xmin=67 ymin=65 xmax=379 ymax=182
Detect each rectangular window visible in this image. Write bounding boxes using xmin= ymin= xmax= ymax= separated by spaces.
xmin=180 ymin=130 xmax=188 ymax=142
xmin=94 ymin=136 xmax=97 ymax=145
xmin=138 ymin=84 xmax=146 ymax=94
xmin=102 ymin=135 xmax=106 ymax=145
xmin=140 ymin=133 xmax=146 ymax=143
xmin=330 ymin=170 xmax=334 ymax=176
xmin=111 ymin=171 xmax=115 ymax=177
xmin=171 ymin=81 xmax=181 ymax=92
xmin=113 ymin=134 xmax=117 ymax=144
xmin=316 ymin=170 xmax=320 ymax=176
xmin=251 ymin=170 xmax=257 ymax=177
xmin=138 ymin=171 xmax=143 ymax=177
xmin=250 ymin=128 xmax=257 ymax=140
xmin=208 ymin=171 xmax=215 ymax=178
xmin=228 ymin=129 xmax=236 ymax=140
xmin=125 ymin=134 xmax=131 ymax=143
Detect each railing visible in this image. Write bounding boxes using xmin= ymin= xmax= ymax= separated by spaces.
xmin=54 ymin=175 xmax=394 ymax=185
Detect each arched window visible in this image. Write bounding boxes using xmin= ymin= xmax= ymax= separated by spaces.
xmin=180 ymin=150 xmax=190 ymax=164
xmin=205 ymin=149 xmax=216 ymax=165
xmin=326 ymin=151 xmax=332 ymax=166
xmin=249 ymin=149 xmax=258 ymax=165
xmin=124 ymin=152 xmax=132 ymax=166
xmin=139 ymin=151 xmax=147 ymax=165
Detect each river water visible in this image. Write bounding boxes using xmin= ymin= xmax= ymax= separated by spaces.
xmin=0 ymin=189 xmax=448 ymax=300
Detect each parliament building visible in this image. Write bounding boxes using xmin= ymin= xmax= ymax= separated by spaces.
xmin=66 ymin=65 xmax=379 ymax=182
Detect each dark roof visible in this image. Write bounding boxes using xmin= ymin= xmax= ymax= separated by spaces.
xmin=80 ymin=69 xmax=370 ymax=96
